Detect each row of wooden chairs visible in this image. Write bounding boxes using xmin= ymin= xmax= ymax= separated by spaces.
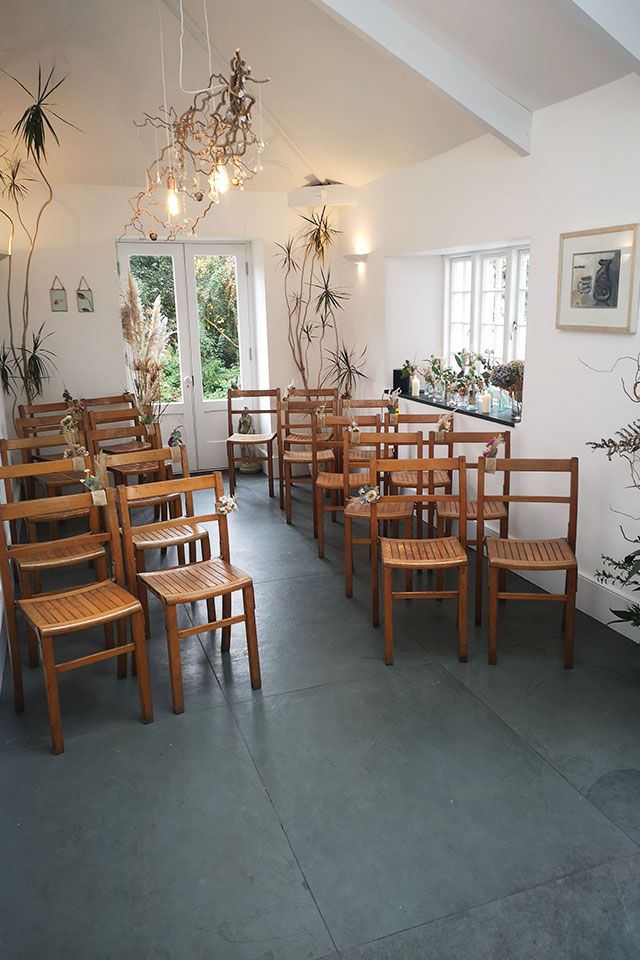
xmin=1 ymin=441 xmax=261 ymax=754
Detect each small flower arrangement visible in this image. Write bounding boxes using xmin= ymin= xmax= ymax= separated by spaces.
xmin=217 ymin=493 xmax=238 ymax=515
xmin=81 ymin=454 xmax=108 ymax=503
xmin=60 ymin=414 xmax=88 ymax=460
xmin=282 ymin=380 xmax=295 ymax=403
xmin=383 ymin=387 xmax=401 ymax=416
xmin=167 ymin=426 xmax=184 ymax=447
xmin=358 ymin=484 xmax=381 ymax=504
xmin=347 ymin=418 xmax=361 ymax=443
xmin=401 ymin=359 xmax=419 ymax=379
xmin=436 ymin=411 xmax=453 ymax=433
xmin=482 ymin=434 xmax=503 ymax=472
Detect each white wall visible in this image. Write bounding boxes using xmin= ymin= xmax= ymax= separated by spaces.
xmin=340 ymin=73 xmax=640 ymax=637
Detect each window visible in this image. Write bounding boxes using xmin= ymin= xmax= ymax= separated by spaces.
xmin=444 ymin=246 xmax=529 ymax=364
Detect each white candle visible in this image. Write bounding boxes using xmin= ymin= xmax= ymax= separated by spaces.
xmin=410 ymin=373 xmax=420 ymax=397
xmin=481 ymin=391 xmax=491 ymax=414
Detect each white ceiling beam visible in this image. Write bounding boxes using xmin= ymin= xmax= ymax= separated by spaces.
xmin=309 ymin=0 xmax=531 ymax=156
xmin=554 ymin=0 xmax=640 ymax=73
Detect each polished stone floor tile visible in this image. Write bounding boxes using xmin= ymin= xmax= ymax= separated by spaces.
xmin=0 ymin=708 xmax=334 ymax=960
xmin=233 ymin=666 xmax=636 ymax=950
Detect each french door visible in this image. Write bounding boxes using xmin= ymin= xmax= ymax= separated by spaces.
xmin=116 ymin=241 xmax=254 ymax=470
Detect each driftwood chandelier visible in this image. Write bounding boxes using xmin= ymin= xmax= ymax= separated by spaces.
xmin=126 ymin=3 xmax=268 ymax=240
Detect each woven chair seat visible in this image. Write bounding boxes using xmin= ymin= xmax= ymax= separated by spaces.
xmin=227 ymin=432 xmax=275 ymax=444
xmin=486 ymin=538 xmax=576 ymax=571
xmin=19 ymin=580 xmax=140 ymax=636
xmin=283 ymin=449 xmax=335 ymax=464
xmin=14 ymin=540 xmax=105 ymax=572
xmin=285 ymin=430 xmax=333 ymax=445
xmin=437 ymin=499 xmax=508 ymax=521
xmin=390 ymin=469 xmax=451 ymax=488
xmin=347 ymin=445 xmax=377 ymax=461
xmin=381 ymin=536 xmax=467 ymax=568
xmin=345 ymin=499 xmax=414 ymax=519
xmin=139 ymin=558 xmax=251 ymax=604
xmin=316 ymin=470 xmax=370 ymax=490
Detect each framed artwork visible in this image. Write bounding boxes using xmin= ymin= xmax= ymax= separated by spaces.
xmin=76 ymin=277 xmax=94 ymax=313
xmin=50 ymin=276 xmax=67 ymax=312
xmin=556 ymin=224 xmax=639 ymax=333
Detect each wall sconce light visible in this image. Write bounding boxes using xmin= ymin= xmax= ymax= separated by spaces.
xmin=343 ymin=252 xmax=369 ymax=265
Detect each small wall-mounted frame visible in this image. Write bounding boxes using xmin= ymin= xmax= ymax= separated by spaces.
xmin=556 ymin=223 xmax=639 ymax=333
xmin=76 ymin=276 xmax=94 ymax=313
xmin=50 ymin=276 xmax=67 ymax=312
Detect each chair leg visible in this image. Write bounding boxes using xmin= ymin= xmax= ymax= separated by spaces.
xmin=488 ymin=565 xmax=499 ymax=665
xmin=564 ymin=568 xmax=577 ymax=669
xmin=457 ymin=563 xmax=468 ymax=663
xmin=330 ymin=489 xmax=338 ymax=522
xmin=498 ymin=517 xmax=508 ymax=593
xmin=131 ymin=609 xmax=153 ymax=723
xmin=221 ymin=592 xmax=232 ymax=652
xmin=436 ymin=516 xmax=445 ymax=596
xmin=383 ymin=565 xmax=394 ymax=665
xmin=116 ymin=619 xmax=128 ymax=679
xmin=6 ymin=601 xmax=24 ymax=713
xmin=474 ymin=535 xmax=484 ymax=626
xmin=164 ymin=603 xmax=184 ymax=715
xmin=371 ymin=528 xmax=379 ymax=627
xmin=206 ymin=594 xmax=216 ymax=628
xmin=345 ymin=514 xmax=354 ymax=598
xmin=136 ymin=550 xmax=151 ymax=639
xmin=266 ymin=440 xmax=275 ymax=498
xmin=95 ymin=554 xmax=115 ymax=654
xmin=19 ymin=571 xmax=39 ymax=668
xmin=227 ymin=442 xmax=236 ymax=496
xmin=40 ymin=634 xmax=64 ymax=755
xmin=404 ymin=516 xmax=412 ymax=592
xmin=189 ymin=540 xmax=197 ymax=564
xmin=285 ymin=462 xmax=292 ymax=525
xmin=243 ymin=584 xmax=262 ymax=690
xmin=316 ymin=485 xmax=325 ymax=559
xmin=278 ymin=448 xmax=284 ymax=511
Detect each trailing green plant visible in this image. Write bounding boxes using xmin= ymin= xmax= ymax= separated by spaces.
xmin=588 ymin=354 xmax=640 ymax=628
xmin=276 ymin=207 xmax=365 ymax=391
xmin=0 ymin=66 xmax=77 ymax=402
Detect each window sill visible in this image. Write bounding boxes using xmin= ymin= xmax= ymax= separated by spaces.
xmin=400 ymin=392 xmax=518 ymax=428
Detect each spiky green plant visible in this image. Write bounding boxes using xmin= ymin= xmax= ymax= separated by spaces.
xmin=324 ymin=343 xmax=368 ymax=399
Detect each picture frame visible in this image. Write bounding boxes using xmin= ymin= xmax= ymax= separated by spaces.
xmin=76 ymin=276 xmax=94 ymax=313
xmin=556 ymin=224 xmax=639 ymax=333
xmin=50 ymin=276 xmax=68 ymax=312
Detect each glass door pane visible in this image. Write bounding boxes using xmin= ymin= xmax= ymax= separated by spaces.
xmin=128 ymin=253 xmax=183 ymax=403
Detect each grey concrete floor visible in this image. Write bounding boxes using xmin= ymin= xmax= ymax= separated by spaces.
xmin=1 ymin=473 xmax=639 ymax=959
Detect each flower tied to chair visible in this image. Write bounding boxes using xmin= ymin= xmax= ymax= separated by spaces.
xmin=357 ymin=483 xmax=381 ymax=505
xmin=347 ymin=418 xmax=361 ymax=444
xmin=217 ymin=493 xmax=238 ymax=515
xmin=482 ymin=434 xmax=503 ymax=474
xmin=81 ymin=454 xmax=108 ymax=505
xmin=282 ymin=380 xmax=295 ymax=404
xmin=167 ymin=426 xmax=184 ymax=462
xmin=435 ymin=411 xmax=453 ymax=443
xmin=316 ymin=404 xmax=327 ymax=430
xmin=383 ymin=387 xmax=401 ymax=424
xmin=60 ymin=414 xmax=89 ymax=470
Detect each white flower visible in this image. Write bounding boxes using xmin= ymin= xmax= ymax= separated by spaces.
xmin=218 ymin=494 xmax=238 ymax=515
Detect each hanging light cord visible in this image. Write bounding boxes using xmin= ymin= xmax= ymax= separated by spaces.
xmin=179 ymin=0 xmax=214 ymax=93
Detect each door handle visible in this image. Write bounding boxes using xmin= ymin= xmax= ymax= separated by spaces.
xmin=183 ymin=375 xmax=195 ymax=388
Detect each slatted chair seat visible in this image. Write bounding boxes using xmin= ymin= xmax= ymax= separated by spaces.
xmin=14 ymin=541 xmax=106 ymax=573
xmin=131 ymin=522 xmax=208 ymax=550
xmin=390 ymin=469 xmax=451 ymax=488
xmin=486 ymin=537 xmax=576 ymax=571
xmin=139 ymin=558 xmax=252 ymax=604
xmin=283 ymin=448 xmax=335 ymax=464
xmin=347 ymin=445 xmax=377 ymax=461
xmin=437 ymin=499 xmax=508 ymax=521
xmin=381 ymin=535 xmax=467 ymax=568
xmin=132 ymin=491 xmax=182 ymax=509
xmin=227 ymin=431 xmax=276 ymax=444
xmin=106 ymin=460 xmax=160 ymax=476
xmin=18 ymin=579 xmax=141 ymax=636
xmin=38 ymin=506 xmax=90 ymax=523
xmin=102 ymin=439 xmax=152 ymax=456
xmin=345 ymin=498 xmax=414 ymax=519
xmin=316 ymin=470 xmax=370 ymax=490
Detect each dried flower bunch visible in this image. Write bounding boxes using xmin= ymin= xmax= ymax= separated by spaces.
xmin=217 ymin=493 xmax=238 ymax=515
xmin=59 ymin=413 xmax=88 ymax=459
xmin=120 ymin=272 xmax=170 ymax=426
xmin=490 ymin=360 xmax=524 ymax=401
xmin=358 ymin=484 xmax=381 ymax=504
xmin=383 ymin=387 xmax=401 ymax=414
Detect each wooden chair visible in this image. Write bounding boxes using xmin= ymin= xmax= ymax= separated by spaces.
xmin=226 ymin=388 xmax=281 ymax=500
xmin=279 ymin=403 xmax=336 ymax=530
xmin=376 ymin=455 xmax=468 ymax=665
xmin=430 ymin=430 xmax=512 ymax=621
xmin=477 ymin=457 xmax=579 ymax=668
xmin=386 ymin=412 xmax=453 ymax=535
xmin=0 ymin=487 xmax=153 ymax=752
xmin=118 ymin=471 xmax=261 ymax=713
xmin=104 ymin=445 xmax=209 ymax=636
xmin=18 ymin=392 xmax=135 ymax=421
xmin=313 ymin=414 xmax=380 ymax=558
xmin=87 ymin=408 xmax=158 ymax=456
xmin=344 ymin=431 xmax=423 ymax=624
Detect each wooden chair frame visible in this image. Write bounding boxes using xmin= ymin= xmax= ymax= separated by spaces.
xmin=384 ymin=412 xmax=453 ymax=534
xmin=18 ymin=392 xmax=135 ymax=420
xmin=278 ymin=401 xmax=338 ymax=530
xmin=371 ymin=455 xmax=468 ymax=665
xmin=0 ymin=487 xmax=152 ymax=752
xmin=118 ymin=471 xmax=261 ymax=713
xmin=477 ymin=457 xmax=579 ymax=667
xmin=226 ymin=388 xmax=281 ymax=500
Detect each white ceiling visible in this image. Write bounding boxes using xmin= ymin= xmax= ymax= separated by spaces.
xmin=0 ymin=0 xmax=631 ymax=191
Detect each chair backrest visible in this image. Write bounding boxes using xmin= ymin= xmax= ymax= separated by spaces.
xmin=279 ymin=396 xmax=338 ymax=440
xmin=227 ymin=388 xmax=281 ymax=438
xmin=343 ymin=398 xmax=390 ymax=413
xmin=0 ymin=433 xmax=77 ymax=466
xmin=370 ymin=455 xmax=468 ymax=544
xmin=344 ymin=430 xmax=423 ymax=500
xmin=0 ymin=451 xmax=92 ymax=500
xmin=289 ymin=387 xmax=337 ymax=403
xmin=0 ymin=487 xmax=125 ymax=610
xmin=385 ymin=411 xmax=448 ymax=431
xmin=87 ymin=409 xmax=160 ymax=455
xmin=117 ymin=472 xmax=232 ymax=583
xmin=428 ymin=430 xmax=512 ymax=468
xmin=101 ymin=445 xmax=190 ymax=491
xmin=15 ymin=413 xmax=87 ymax=441
xmin=18 ymin=393 xmax=135 ymax=420
xmin=476 ymin=457 xmax=579 ymax=552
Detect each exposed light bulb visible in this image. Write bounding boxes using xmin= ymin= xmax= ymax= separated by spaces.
xmin=166 ymin=176 xmax=180 ymax=217
xmin=214 ymin=164 xmax=230 ymax=194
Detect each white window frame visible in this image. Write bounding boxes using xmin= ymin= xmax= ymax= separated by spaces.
xmin=444 ymin=245 xmax=529 ymax=364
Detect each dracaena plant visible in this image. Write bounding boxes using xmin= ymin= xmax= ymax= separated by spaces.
xmin=275 ymin=206 xmax=366 ymax=392
xmin=0 ymin=66 xmax=79 ymax=403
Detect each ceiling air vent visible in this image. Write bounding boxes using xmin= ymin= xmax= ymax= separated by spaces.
xmin=287 ymin=178 xmax=357 ymax=208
